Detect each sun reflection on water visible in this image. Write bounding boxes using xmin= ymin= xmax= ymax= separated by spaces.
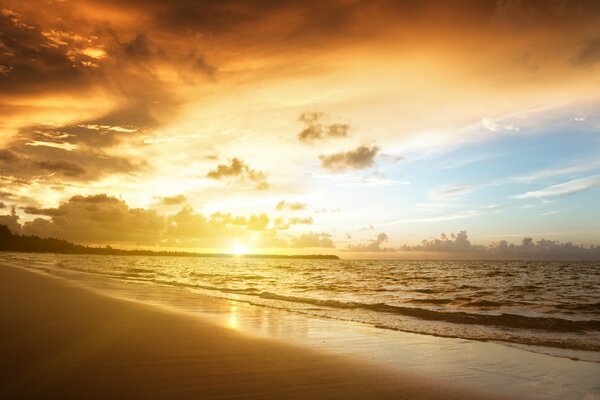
xmin=228 ymin=305 xmax=239 ymax=329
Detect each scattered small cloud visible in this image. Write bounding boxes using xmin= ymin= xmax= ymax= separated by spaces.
xmin=206 ymin=158 xmax=269 ymax=190
xmin=297 ymin=112 xmax=350 ymax=142
xmin=158 ymin=194 xmax=187 ymax=205
xmin=481 ymin=118 xmax=520 ymax=133
xmin=289 ymin=232 xmax=334 ymax=248
xmin=348 ymin=232 xmax=395 ymax=252
xmin=275 ymin=200 xmax=306 ymax=211
xmin=432 ymin=185 xmax=473 ymax=200
xmin=540 ymin=210 xmax=560 ymax=216
xmin=274 ymin=216 xmax=313 ymax=230
xmin=319 ymin=145 xmax=379 ymax=172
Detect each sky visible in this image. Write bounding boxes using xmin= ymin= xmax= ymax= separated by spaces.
xmin=0 ymin=0 xmax=599 ymax=259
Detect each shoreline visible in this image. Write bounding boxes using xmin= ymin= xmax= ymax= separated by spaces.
xmin=2 ymin=255 xmax=600 ymax=399
xmin=0 ymin=263 xmax=505 ymax=400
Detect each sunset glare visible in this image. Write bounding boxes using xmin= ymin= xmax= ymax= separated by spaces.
xmin=1 ymin=2 xmax=600 ymax=400
xmin=0 ymin=0 xmax=599 ymax=259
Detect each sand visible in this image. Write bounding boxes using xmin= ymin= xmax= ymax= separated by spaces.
xmin=0 ymin=264 xmax=507 ymax=400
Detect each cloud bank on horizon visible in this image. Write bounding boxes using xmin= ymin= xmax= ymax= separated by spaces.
xmin=0 ymin=0 xmax=599 ymax=257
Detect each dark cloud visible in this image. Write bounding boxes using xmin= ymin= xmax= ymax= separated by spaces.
xmin=0 ymin=149 xmax=19 ymax=163
xmin=492 ymin=0 xmax=600 ymax=27
xmin=0 ymin=191 xmax=17 ymax=200
xmin=572 ymin=37 xmax=600 ymax=66
xmin=289 ymin=232 xmax=334 ymax=248
xmin=402 ymin=231 xmax=600 ymax=260
xmin=22 ymin=206 xmax=63 ymax=216
xmin=348 ymin=232 xmax=395 ymax=252
xmin=7 ymin=194 xmax=278 ymax=247
xmin=0 ymin=7 xmax=95 ymax=96
xmin=297 ymin=112 xmax=350 ymax=142
xmin=157 ymin=195 xmax=187 ymax=205
xmin=319 ymin=145 xmax=379 ymax=172
xmin=0 ymin=201 xmax=5 ymax=208
xmin=0 ymin=135 xmax=142 ymax=183
xmin=179 ymin=50 xmax=218 ymax=82
xmin=206 ymin=158 xmax=269 ymax=190
xmin=33 ymin=160 xmax=86 ymax=177
xmin=18 ymin=194 xmax=165 ymax=244
xmin=275 ymin=200 xmax=306 ymax=211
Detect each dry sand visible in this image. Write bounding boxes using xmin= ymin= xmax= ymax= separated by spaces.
xmin=0 ymin=264 xmax=507 ymax=399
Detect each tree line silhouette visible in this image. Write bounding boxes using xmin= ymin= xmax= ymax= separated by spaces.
xmin=0 ymin=225 xmax=338 ymax=259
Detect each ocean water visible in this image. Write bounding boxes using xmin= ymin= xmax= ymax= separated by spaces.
xmin=4 ymin=253 xmax=600 ymax=361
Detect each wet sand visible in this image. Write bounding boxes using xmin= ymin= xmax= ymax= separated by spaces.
xmin=0 ymin=264 xmax=508 ymax=400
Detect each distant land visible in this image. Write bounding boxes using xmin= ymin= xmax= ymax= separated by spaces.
xmin=0 ymin=225 xmax=339 ymax=260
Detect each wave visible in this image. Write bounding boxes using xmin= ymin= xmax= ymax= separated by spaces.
xmin=255 ymin=292 xmax=600 ymax=333
xmin=125 ymin=276 xmax=600 ymax=334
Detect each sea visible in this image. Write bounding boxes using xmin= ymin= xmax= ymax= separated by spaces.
xmin=4 ymin=252 xmax=599 ymax=363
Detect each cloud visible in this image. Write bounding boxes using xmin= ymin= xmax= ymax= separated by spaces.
xmin=513 ymin=175 xmax=600 ymax=199
xmin=432 ymin=185 xmax=473 ymax=200
xmin=289 ymin=232 xmax=334 ymax=248
xmin=404 ymin=230 xmax=481 ymax=252
xmin=402 ymin=230 xmax=600 ymax=260
xmin=158 ymin=194 xmax=187 ymax=205
xmin=481 ymin=117 xmax=520 ymax=132
xmin=19 ymin=194 xmax=165 ymax=244
xmin=0 ymin=129 xmax=142 ymax=183
xmin=0 ymin=8 xmax=94 ymax=96
xmin=507 ymin=160 xmax=600 ymax=184
xmin=274 ymin=216 xmax=313 ymax=230
xmin=33 ymin=160 xmax=87 ymax=177
xmin=348 ymin=232 xmax=395 ymax=252
xmin=206 ymin=158 xmax=269 ymax=190
xmin=319 ymin=145 xmax=379 ymax=172
xmin=297 ymin=112 xmax=350 ymax=142
xmin=0 ymin=149 xmax=19 ymax=163
xmin=275 ymin=200 xmax=306 ymax=211
xmin=210 ymin=212 xmax=270 ymax=231
xmin=0 ymin=206 xmax=20 ymax=234
xmin=2 ymin=194 xmax=336 ymax=250
xmin=572 ymin=37 xmax=600 ymax=65
xmin=4 ymin=194 xmax=277 ymax=248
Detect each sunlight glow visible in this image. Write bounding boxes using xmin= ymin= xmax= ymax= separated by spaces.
xmin=231 ymin=245 xmax=249 ymax=256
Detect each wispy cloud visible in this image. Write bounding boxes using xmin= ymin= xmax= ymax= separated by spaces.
xmin=513 ymin=175 xmax=600 ymax=199
xmin=510 ymin=161 xmax=600 ymax=183
xmin=431 ymin=185 xmax=473 ymax=200
xmin=540 ymin=210 xmax=560 ymax=216
xmin=381 ymin=210 xmax=481 ymax=226
xmin=314 ymin=172 xmax=409 ymax=187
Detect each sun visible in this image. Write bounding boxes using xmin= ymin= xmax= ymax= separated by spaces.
xmin=231 ymin=244 xmax=249 ymax=256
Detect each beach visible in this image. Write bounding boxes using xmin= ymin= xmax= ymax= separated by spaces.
xmin=0 ymin=263 xmax=506 ymax=400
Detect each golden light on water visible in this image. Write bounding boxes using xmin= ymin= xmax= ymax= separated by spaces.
xmin=228 ymin=305 xmax=239 ymax=330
